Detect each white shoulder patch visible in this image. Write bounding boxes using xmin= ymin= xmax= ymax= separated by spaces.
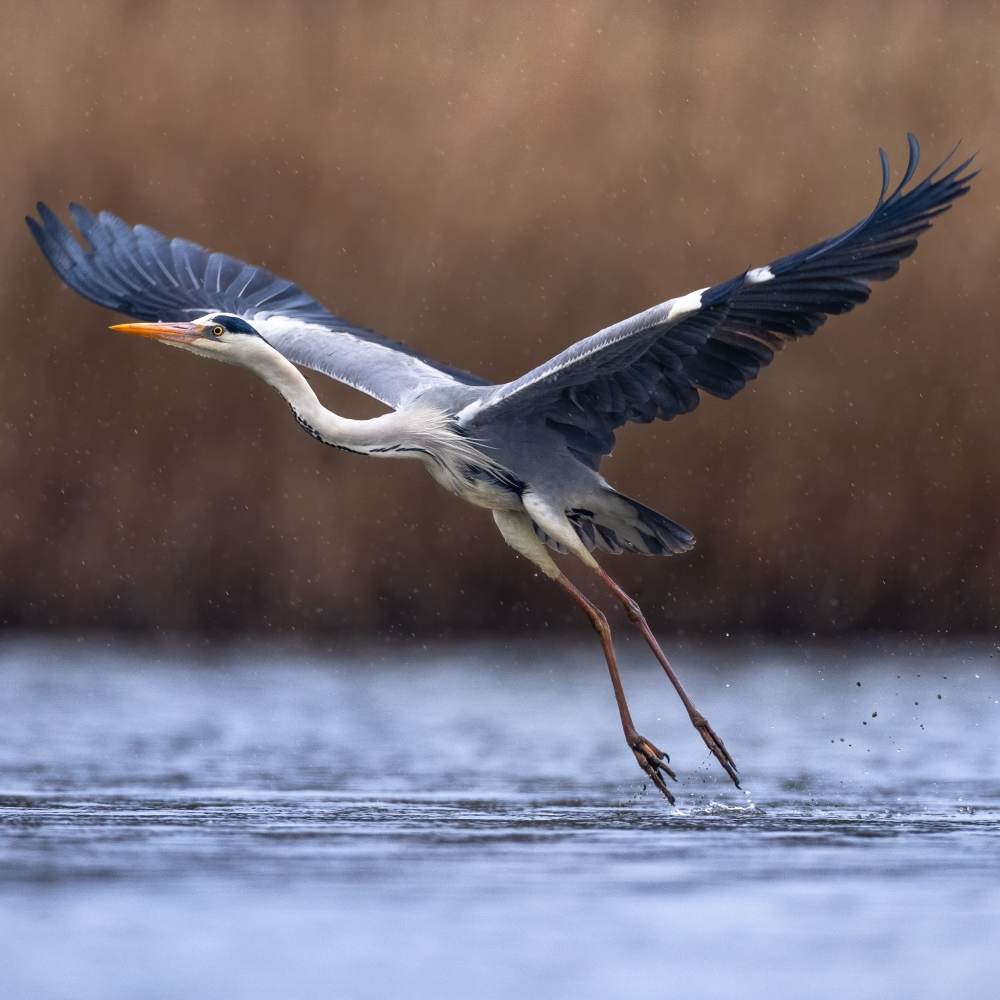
xmin=666 ymin=286 xmax=707 ymax=320
xmin=747 ymin=266 xmax=775 ymax=284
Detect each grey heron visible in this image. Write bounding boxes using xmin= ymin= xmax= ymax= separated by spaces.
xmin=28 ymin=135 xmax=974 ymax=803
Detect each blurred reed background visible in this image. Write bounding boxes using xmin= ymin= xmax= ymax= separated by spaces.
xmin=1 ymin=0 xmax=997 ymax=636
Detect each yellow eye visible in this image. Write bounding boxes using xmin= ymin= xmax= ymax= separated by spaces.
xmin=212 ymin=325 xmax=224 ymax=337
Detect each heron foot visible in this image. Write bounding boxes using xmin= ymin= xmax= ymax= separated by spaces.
xmin=628 ymin=733 xmax=677 ymax=803
xmin=691 ymin=714 xmax=740 ymax=788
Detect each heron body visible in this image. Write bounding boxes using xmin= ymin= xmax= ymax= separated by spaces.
xmin=28 ymin=135 xmax=975 ymax=803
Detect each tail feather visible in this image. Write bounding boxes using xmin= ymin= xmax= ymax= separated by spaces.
xmin=565 ymin=490 xmax=695 ymax=556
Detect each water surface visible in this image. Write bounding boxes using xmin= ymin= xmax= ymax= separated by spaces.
xmin=1 ymin=637 xmax=998 ymax=999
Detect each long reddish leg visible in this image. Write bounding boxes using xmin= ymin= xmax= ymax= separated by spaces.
xmin=554 ymin=574 xmax=676 ymax=802
xmin=491 ymin=510 xmax=676 ymax=802
xmin=592 ymin=564 xmax=740 ymax=788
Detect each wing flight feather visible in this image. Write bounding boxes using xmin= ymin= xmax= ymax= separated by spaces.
xmin=463 ymin=135 xmax=975 ymax=468
xmin=27 ymin=205 xmax=488 ymax=408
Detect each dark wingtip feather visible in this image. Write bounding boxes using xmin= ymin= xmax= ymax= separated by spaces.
xmin=878 ymin=146 xmax=891 ymax=195
xmin=68 ymin=202 xmax=97 ymax=230
xmin=36 ymin=202 xmax=62 ymax=230
xmin=26 ymin=204 xmax=77 ymax=279
xmin=24 ymin=215 xmax=48 ymax=263
xmin=887 ymin=133 xmax=921 ymax=201
xmin=702 ymin=269 xmax=748 ymax=306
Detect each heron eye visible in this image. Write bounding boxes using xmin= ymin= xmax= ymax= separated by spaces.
xmin=212 ymin=325 xmax=225 ymax=337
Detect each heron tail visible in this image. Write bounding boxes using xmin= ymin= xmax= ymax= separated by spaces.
xmin=565 ymin=490 xmax=695 ymax=556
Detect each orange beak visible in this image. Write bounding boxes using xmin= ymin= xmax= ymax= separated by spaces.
xmin=109 ymin=321 xmax=202 ymax=343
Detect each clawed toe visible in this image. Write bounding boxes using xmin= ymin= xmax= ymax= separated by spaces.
xmin=629 ymin=735 xmax=677 ymax=803
xmin=692 ymin=715 xmax=740 ymax=788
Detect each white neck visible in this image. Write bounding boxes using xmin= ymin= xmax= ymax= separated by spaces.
xmin=230 ymin=341 xmax=500 ymax=494
xmin=240 ymin=341 xmax=431 ymax=456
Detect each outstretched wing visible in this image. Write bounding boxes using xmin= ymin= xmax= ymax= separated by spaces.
xmin=26 ymin=204 xmax=489 ymax=409
xmin=463 ymin=135 xmax=976 ymax=467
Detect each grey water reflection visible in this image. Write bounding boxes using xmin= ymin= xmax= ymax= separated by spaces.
xmin=0 ymin=637 xmax=998 ymax=1000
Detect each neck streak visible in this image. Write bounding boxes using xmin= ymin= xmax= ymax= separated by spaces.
xmin=246 ymin=342 xmax=450 ymax=459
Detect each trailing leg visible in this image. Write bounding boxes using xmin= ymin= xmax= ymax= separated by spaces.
xmin=554 ymin=574 xmax=676 ymax=801
xmin=492 ymin=510 xmax=676 ymax=801
xmin=592 ymin=562 xmax=740 ymax=787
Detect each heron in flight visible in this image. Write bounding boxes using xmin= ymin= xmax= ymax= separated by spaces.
xmin=28 ymin=135 xmax=974 ymax=803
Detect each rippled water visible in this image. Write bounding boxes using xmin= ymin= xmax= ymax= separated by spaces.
xmin=1 ymin=636 xmax=998 ymax=999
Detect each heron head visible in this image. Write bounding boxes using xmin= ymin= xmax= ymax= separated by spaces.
xmin=109 ymin=313 xmax=268 ymax=364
